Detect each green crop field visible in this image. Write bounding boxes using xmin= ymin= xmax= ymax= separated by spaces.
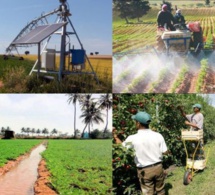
xmin=42 ymin=140 xmax=112 ymax=195
xmin=0 ymin=140 xmax=41 ymax=167
xmin=113 ymin=4 xmax=215 ymax=93
xmin=113 ymin=7 xmax=215 ymax=53
xmin=0 ymin=55 xmax=112 ymax=93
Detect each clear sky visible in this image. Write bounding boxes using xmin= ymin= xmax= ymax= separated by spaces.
xmin=0 ymin=0 xmax=112 ymax=55
xmin=0 ymin=94 xmax=112 ymax=135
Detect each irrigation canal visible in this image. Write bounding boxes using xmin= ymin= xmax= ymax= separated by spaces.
xmin=0 ymin=144 xmax=46 ymax=195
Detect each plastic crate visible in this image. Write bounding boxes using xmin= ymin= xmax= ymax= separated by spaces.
xmin=181 ymin=129 xmax=203 ymax=140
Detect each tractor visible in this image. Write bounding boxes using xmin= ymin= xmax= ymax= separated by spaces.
xmin=156 ymin=22 xmax=204 ymax=55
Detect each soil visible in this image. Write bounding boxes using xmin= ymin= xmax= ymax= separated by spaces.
xmin=176 ymin=71 xmax=197 ymax=93
xmin=0 ymin=143 xmax=41 ymax=176
xmin=34 ymin=159 xmax=57 ymax=195
xmin=204 ymin=67 xmax=215 ymax=93
xmin=0 ymin=155 xmax=27 ymax=176
xmin=153 ymin=71 xmax=176 ymax=93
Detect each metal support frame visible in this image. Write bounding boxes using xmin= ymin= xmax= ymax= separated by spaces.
xmin=8 ymin=0 xmax=100 ymax=84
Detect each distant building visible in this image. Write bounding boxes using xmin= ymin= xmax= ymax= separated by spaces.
xmin=3 ymin=130 xmax=15 ymax=139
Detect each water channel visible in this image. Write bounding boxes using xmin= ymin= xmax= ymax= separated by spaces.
xmin=0 ymin=144 xmax=46 ymax=195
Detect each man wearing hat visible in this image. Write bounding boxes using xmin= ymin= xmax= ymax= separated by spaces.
xmin=114 ymin=111 xmax=168 ymax=195
xmin=157 ymin=4 xmax=175 ymax=30
xmin=178 ymin=104 xmax=204 ymax=160
xmin=178 ymin=103 xmax=204 ymax=131
xmin=174 ymin=9 xmax=186 ymax=25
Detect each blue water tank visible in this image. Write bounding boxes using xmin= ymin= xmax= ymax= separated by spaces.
xmin=70 ymin=49 xmax=86 ymax=65
xmin=83 ymin=132 xmax=89 ymax=139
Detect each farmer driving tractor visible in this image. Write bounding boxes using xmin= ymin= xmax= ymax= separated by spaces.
xmin=113 ymin=111 xmax=169 ymax=195
xmin=157 ymin=4 xmax=176 ymax=31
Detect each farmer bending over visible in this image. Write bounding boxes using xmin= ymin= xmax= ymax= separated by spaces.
xmin=157 ymin=4 xmax=175 ymax=31
xmin=114 ymin=111 xmax=169 ymax=195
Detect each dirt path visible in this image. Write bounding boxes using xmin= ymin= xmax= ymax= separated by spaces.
xmin=165 ymin=141 xmax=215 ymax=195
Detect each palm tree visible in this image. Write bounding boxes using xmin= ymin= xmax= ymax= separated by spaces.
xmin=80 ymin=101 xmax=104 ymax=138
xmin=99 ymin=94 xmax=112 ymax=135
xmin=42 ymin=128 xmax=49 ymax=137
xmin=36 ymin=129 xmax=41 ymax=136
xmin=51 ymin=128 xmax=58 ymax=136
xmin=68 ymin=94 xmax=82 ymax=135
xmin=21 ymin=127 xmax=26 ymax=136
xmin=26 ymin=127 xmax=30 ymax=136
xmin=79 ymin=94 xmax=93 ymax=110
xmin=31 ymin=128 xmax=35 ymax=137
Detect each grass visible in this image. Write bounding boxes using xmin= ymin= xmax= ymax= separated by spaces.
xmin=0 ymin=55 xmax=112 ymax=93
xmin=165 ymin=140 xmax=215 ymax=195
xmin=0 ymin=139 xmax=42 ymax=167
xmin=42 ymin=140 xmax=112 ymax=195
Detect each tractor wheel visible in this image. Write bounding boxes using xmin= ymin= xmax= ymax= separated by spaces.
xmin=183 ymin=170 xmax=192 ymax=185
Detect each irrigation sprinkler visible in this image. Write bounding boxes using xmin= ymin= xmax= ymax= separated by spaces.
xmin=6 ymin=0 xmax=99 ymax=84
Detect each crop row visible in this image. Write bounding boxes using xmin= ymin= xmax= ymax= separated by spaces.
xmin=0 ymin=140 xmax=41 ymax=167
xmin=113 ymin=8 xmax=215 ymax=53
xmin=42 ymin=140 xmax=112 ymax=194
xmin=196 ymin=59 xmax=209 ymax=92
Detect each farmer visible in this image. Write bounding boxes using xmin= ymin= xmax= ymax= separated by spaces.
xmin=178 ymin=104 xmax=204 ymax=160
xmin=157 ymin=4 xmax=175 ymax=31
xmin=113 ymin=111 xmax=169 ymax=195
xmin=174 ymin=9 xmax=186 ymax=25
xmin=178 ymin=103 xmax=204 ymax=131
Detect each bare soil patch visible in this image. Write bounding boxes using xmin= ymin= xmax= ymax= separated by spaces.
xmin=34 ymin=159 xmax=57 ymax=195
xmin=204 ymin=67 xmax=215 ymax=93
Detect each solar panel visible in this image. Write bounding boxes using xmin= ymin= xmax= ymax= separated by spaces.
xmin=12 ymin=23 xmax=66 ymax=45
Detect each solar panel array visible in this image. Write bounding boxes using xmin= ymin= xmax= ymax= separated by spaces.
xmin=12 ymin=23 xmax=66 ymax=45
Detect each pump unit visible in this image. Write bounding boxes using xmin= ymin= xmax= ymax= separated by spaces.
xmin=42 ymin=49 xmax=56 ymax=70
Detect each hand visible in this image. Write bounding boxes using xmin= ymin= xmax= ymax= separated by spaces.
xmin=112 ymin=127 xmax=118 ymax=139
xmin=185 ymin=121 xmax=190 ymax=125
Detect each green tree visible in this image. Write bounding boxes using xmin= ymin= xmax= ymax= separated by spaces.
xmin=42 ymin=128 xmax=49 ymax=137
xmin=21 ymin=127 xmax=26 ymax=135
xmin=113 ymin=0 xmax=132 ymax=24
xmin=99 ymin=94 xmax=112 ymax=136
xmin=67 ymin=94 xmax=82 ymax=136
xmin=80 ymin=102 xmax=104 ymax=138
xmin=205 ymin=0 xmax=210 ymax=5
xmin=113 ymin=94 xmax=215 ymax=194
xmin=31 ymin=128 xmax=35 ymax=137
xmin=36 ymin=129 xmax=41 ymax=136
xmin=90 ymin=129 xmax=102 ymax=139
xmin=130 ymin=0 xmax=150 ymax=22
xmin=51 ymin=128 xmax=58 ymax=136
